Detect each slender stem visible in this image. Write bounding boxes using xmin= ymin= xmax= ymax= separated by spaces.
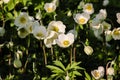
xmin=70 ymin=45 xmax=73 ymax=65
xmin=43 ymin=45 xmax=47 ymax=65
xmin=106 ymin=61 xmax=111 ymax=80
xmin=73 ymin=47 xmax=76 ymax=62
xmin=51 ymin=46 xmax=54 ymax=60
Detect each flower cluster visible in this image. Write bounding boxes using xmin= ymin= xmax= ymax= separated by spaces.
xmin=14 ymin=12 xmax=74 ymax=48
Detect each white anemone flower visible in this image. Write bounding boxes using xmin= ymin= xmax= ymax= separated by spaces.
xmin=102 ymin=21 xmax=111 ymax=30
xmin=0 ymin=27 xmax=5 ymax=37
xmin=17 ymin=27 xmax=30 ymax=38
xmin=116 ymin=13 xmax=120 ymax=24
xmin=84 ymin=45 xmax=93 ymax=55
xmin=83 ymin=3 xmax=94 ymax=14
xmin=44 ymin=2 xmax=56 ymax=13
xmin=91 ymin=70 xmax=101 ymax=80
xmin=47 ymin=21 xmax=66 ymax=33
xmin=112 ymin=28 xmax=120 ymax=40
xmin=98 ymin=66 xmax=105 ymax=77
xmin=44 ymin=31 xmax=58 ymax=48
xmin=56 ymin=33 xmax=74 ymax=48
xmin=96 ymin=9 xmax=107 ymax=20
xmin=105 ymin=30 xmax=112 ymax=41
xmin=74 ymin=13 xmax=90 ymax=25
xmin=14 ymin=12 xmax=30 ymax=28
xmin=32 ymin=26 xmax=47 ymax=40
xmin=91 ymin=66 xmax=105 ymax=80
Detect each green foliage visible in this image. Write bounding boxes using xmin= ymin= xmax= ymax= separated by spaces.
xmin=47 ymin=60 xmax=83 ymax=79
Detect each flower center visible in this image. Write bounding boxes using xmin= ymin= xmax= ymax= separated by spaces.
xmin=36 ymin=32 xmax=43 ymax=37
xmin=86 ymin=5 xmax=92 ymax=11
xmin=113 ymin=29 xmax=120 ymax=35
xmin=47 ymin=7 xmax=53 ymax=12
xmin=20 ymin=17 xmax=26 ymax=24
xmin=53 ymin=26 xmax=59 ymax=32
xmin=79 ymin=18 xmax=86 ymax=24
xmin=94 ymin=71 xmax=100 ymax=77
xmin=63 ymin=40 xmax=70 ymax=46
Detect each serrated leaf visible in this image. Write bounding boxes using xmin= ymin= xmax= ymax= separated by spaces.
xmin=70 ymin=62 xmax=81 ymax=69
xmin=53 ymin=60 xmax=66 ymax=71
xmin=46 ymin=65 xmax=64 ymax=73
xmin=73 ymin=71 xmax=82 ymax=76
xmin=84 ymin=71 xmax=91 ymax=80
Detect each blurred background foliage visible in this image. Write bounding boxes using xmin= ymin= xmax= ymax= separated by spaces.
xmin=0 ymin=0 xmax=120 ymax=80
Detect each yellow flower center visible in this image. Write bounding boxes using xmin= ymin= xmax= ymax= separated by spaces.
xmin=63 ymin=40 xmax=70 ymax=46
xmin=53 ymin=26 xmax=59 ymax=32
xmin=94 ymin=71 xmax=100 ymax=77
xmin=113 ymin=29 xmax=120 ymax=35
xmin=20 ymin=17 xmax=26 ymax=24
xmin=36 ymin=32 xmax=43 ymax=37
xmin=47 ymin=7 xmax=53 ymax=12
xmin=79 ymin=18 xmax=86 ymax=24
xmin=86 ymin=5 xmax=92 ymax=11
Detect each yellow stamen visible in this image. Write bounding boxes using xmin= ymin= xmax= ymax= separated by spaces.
xmin=94 ymin=71 xmax=100 ymax=77
xmin=20 ymin=17 xmax=26 ymax=24
xmin=53 ymin=26 xmax=59 ymax=32
xmin=63 ymin=40 xmax=70 ymax=46
xmin=79 ymin=18 xmax=86 ymax=24
xmin=113 ymin=29 xmax=120 ymax=35
xmin=86 ymin=5 xmax=92 ymax=11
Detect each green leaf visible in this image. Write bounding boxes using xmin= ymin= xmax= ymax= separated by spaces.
xmin=73 ymin=71 xmax=82 ymax=76
xmin=6 ymin=12 xmax=14 ymax=19
xmin=70 ymin=62 xmax=81 ymax=69
xmin=53 ymin=60 xmax=66 ymax=71
xmin=84 ymin=71 xmax=91 ymax=80
xmin=46 ymin=65 xmax=65 ymax=74
xmin=7 ymin=0 xmax=15 ymax=11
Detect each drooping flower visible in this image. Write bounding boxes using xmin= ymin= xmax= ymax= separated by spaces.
xmin=96 ymin=9 xmax=107 ymax=20
xmin=74 ymin=13 xmax=90 ymax=25
xmin=105 ymin=30 xmax=112 ymax=41
xmin=32 ymin=25 xmax=47 ymax=40
xmin=14 ymin=12 xmax=31 ymax=28
xmin=84 ymin=45 xmax=93 ymax=55
xmin=56 ymin=33 xmax=74 ymax=48
xmin=47 ymin=21 xmax=66 ymax=34
xmin=111 ymin=28 xmax=120 ymax=40
xmin=83 ymin=3 xmax=94 ymax=14
xmin=102 ymin=21 xmax=111 ymax=30
xmin=44 ymin=2 xmax=56 ymax=13
xmin=107 ymin=67 xmax=115 ymax=76
xmin=44 ymin=31 xmax=58 ymax=48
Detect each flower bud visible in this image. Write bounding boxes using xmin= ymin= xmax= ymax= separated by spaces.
xmin=13 ymin=59 xmax=22 ymax=68
xmin=84 ymin=46 xmax=93 ymax=55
